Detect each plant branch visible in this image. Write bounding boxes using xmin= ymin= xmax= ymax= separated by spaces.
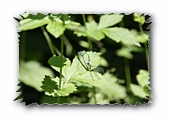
xmin=41 ymin=26 xmax=61 ymax=56
xmin=124 ymin=58 xmax=131 ymax=92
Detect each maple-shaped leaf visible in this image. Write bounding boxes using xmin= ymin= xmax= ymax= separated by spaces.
xmin=41 ymin=75 xmax=58 ymax=94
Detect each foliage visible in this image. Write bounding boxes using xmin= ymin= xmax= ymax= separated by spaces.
xmin=19 ymin=60 xmax=54 ymax=92
xmin=17 ymin=13 xmax=151 ymax=105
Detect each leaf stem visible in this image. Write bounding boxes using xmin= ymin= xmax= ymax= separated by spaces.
xmin=124 ymin=58 xmax=131 ymax=92
xmin=82 ymin=14 xmax=92 ymax=50
xmin=59 ymin=34 xmax=64 ymax=90
xmin=139 ymin=23 xmax=149 ymax=68
xmin=41 ymin=26 xmax=61 ymax=56
xmin=57 ymin=25 xmax=65 ymax=104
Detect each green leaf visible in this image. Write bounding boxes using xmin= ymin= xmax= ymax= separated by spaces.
xmin=48 ymin=51 xmax=105 ymax=86
xmin=19 ymin=60 xmax=54 ymax=92
xmin=130 ymin=29 xmax=149 ymax=43
xmin=72 ymin=71 xmax=105 ymax=87
xmin=65 ymin=21 xmax=81 ymax=29
xmin=98 ymin=14 xmax=124 ymax=29
xmin=100 ymin=57 xmax=109 ymax=67
xmin=18 ymin=13 xmax=50 ymax=31
xmin=55 ymin=83 xmax=77 ymax=96
xmin=48 ymin=56 xmax=70 ymax=79
xmin=136 ymin=69 xmax=150 ymax=87
xmin=124 ymin=95 xmax=145 ymax=105
xmin=41 ymin=75 xmax=58 ymax=93
xmin=102 ymin=27 xmax=140 ymax=46
xmin=68 ymin=51 xmax=105 ymax=86
xmin=46 ymin=21 xmax=65 ymax=38
xmin=86 ymin=21 xmax=105 ymax=41
xmin=79 ymin=40 xmax=89 ymax=48
xmin=98 ymin=73 xmax=127 ymax=100
xmin=74 ymin=31 xmax=87 ymax=37
xmin=116 ymin=47 xmax=133 ymax=59
xmin=42 ymin=76 xmax=77 ymax=97
xmin=130 ymin=84 xmax=147 ymax=99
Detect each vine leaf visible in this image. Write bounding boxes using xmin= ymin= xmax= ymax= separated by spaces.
xmin=102 ymin=27 xmax=140 ymax=46
xmin=19 ymin=60 xmax=54 ymax=92
xmin=98 ymin=14 xmax=124 ymax=29
xmin=18 ymin=13 xmax=50 ymax=31
xmin=86 ymin=21 xmax=105 ymax=41
xmin=46 ymin=22 xmax=65 ymax=38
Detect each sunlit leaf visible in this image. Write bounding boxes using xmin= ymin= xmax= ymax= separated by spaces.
xmin=130 ymin=29 xmax=149 ymax=43
xmin=42 ymin=76 xmax=77 ymax=97
xmin=102 ymin=27 xmax=140 ymax=46
xmin=46 ymin=21 xmax=65 ymax=38
xmin=116 ymin=47 xmax=133 ymax=59
xmin=86 ymin=21 xmax=105 ymax=41
xmin=56 ymin=83 xmax=77 ymax=96
xmin=74 ymin=31 xmax=87 ymax=37
xmin=130 ymin=84 xmax=147 ymax=99
xmin=98 ymin=73 xmax=127 ymax=100
xmin=18 ymin=13 xmax=50 ymax=31
xmin=48 ymin=56 xmax=70 ymax=79
xmin=136 ymin=69 xmax=150 ymax=87
xmin=98 ymin=14 xmax=124 ymax=29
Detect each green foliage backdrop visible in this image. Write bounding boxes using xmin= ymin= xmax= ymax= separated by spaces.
xmin=16 ymin=13 xmax=151 ymax=105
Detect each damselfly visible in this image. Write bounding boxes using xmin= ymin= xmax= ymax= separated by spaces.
xmin=77 ymin=51 xmax=104 ymax=81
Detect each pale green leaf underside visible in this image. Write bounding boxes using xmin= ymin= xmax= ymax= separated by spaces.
xmin=98 ymin=14 xmax=124 ymax=29
xmin=102 ymin=27 xmax=140 ymax=46
xmin=19 ymin=60 xmax=54 ymax=92
xmin=46 ymin=22 xmax=65 ymax=38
